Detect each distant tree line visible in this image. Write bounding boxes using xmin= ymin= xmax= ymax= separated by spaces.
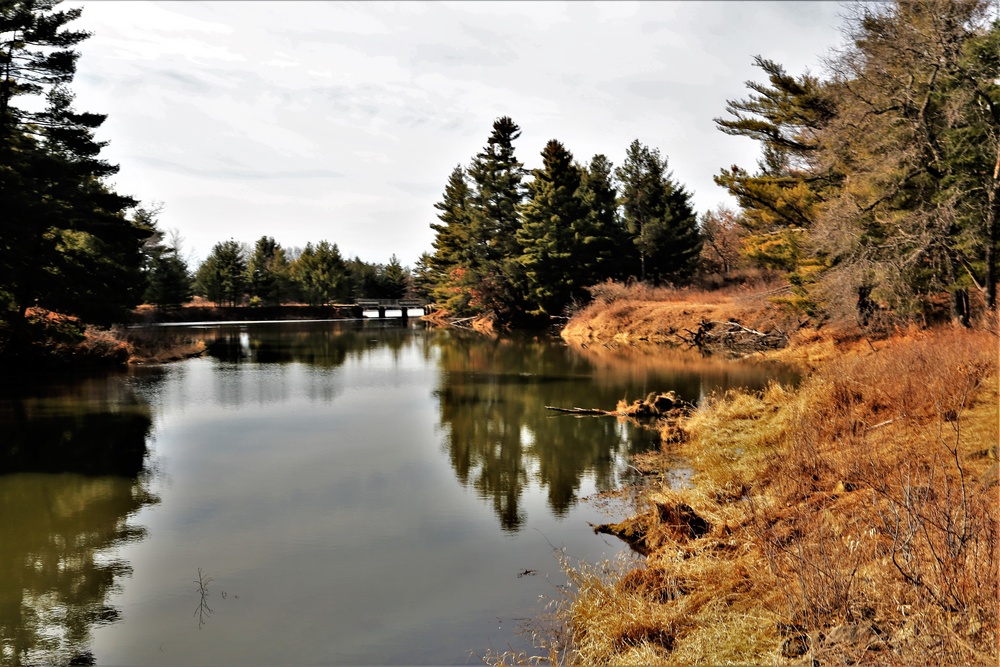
xmin=140 ymin=226 xmax=411 ymax=309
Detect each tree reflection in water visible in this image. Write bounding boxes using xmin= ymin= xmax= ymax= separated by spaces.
xmin=433 ymin=333 xmax=648 ymax=532
xmin=432 ymin=331 xmax=800 ymax=532
xmin=0 ymin=373 xmax=159 ymax=666
xmin=199 ymin=320 xmax=411 ymax=367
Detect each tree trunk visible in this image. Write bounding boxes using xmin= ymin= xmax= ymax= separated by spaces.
xmin=985 ymin=141 xmax=999 ymax=311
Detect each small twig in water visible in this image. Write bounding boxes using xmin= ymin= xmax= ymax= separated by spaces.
xmin=194 ymin=568 xmax=213 ymax=629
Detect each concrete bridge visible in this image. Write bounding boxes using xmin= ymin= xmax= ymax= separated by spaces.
xmin=353 ymin=299 xmax=431 ymax=319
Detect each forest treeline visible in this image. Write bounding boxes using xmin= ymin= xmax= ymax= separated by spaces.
xmin=2 ymin=0 xmax=998 ymax=361
xmin=142 ymin=224 xmax=411 ymax=309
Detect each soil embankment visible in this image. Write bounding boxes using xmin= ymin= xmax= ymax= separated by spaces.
xmin=561 ymin=285 xmax=802 ymax=355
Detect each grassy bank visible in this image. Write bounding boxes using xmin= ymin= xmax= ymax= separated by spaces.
xmin=499 ymin=294 xmax=999 ymax=666
xmin=0 ymin=308 xmax=205 ymax=371
xmin=561 ymin=281 xmax=804 ymax=351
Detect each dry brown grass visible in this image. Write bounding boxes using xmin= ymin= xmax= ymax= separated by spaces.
xmin=522 ymin=326 xmax=998 ymax=666
xmin=124 ymin=327 xmax=206 ymax=364
xmin=563 ymin=280 xmax=802 ymax=347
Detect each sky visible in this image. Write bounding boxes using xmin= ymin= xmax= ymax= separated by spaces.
xmin=62 ymin=1 xmax=851 ymax=267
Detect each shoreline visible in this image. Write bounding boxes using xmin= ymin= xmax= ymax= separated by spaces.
xmin=504 ymin=295 xmax=999 ymax=666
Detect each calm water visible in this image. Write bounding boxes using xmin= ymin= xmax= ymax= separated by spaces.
xmin=0 ymin=320 xmax=797 ymax=666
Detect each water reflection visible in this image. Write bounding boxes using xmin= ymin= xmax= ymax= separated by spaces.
xmin=432 ymin=332 xmax=800 ymax=531
xmin=198 ymin=321 xmax=412 ymax=367
xmin=0 ymin=374 xmax=159 ymax=666
xmin=433 ymin=334 xmax=647 ymax=531
xmin=0 ymin=323 xmax=802 ymax=665
xmin=197 ymin=323 xmax=799 ymax=533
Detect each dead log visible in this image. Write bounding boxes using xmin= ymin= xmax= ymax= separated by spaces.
xmin=544 ymin=406 xmax=613 ymax=415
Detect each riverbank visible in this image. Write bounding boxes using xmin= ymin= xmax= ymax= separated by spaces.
xmin=504 ymin=293 xmax=999 ymax=666
xmin=0 ymin=308 xmax=208 ymax=371
xmin=131 ymin=302 xmax=365 ymax=324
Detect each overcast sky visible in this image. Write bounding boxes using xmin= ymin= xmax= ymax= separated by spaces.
xmin=63 ymin=1 xmax=850 ymax=267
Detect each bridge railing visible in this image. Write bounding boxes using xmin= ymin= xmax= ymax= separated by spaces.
xmin=355 ymin=299 xmax=427 ymax=308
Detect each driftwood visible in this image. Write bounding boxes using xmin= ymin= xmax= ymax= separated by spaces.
xmin=546 ymin=391 xmax=694 ymax=419
xmin=544 ymin=406 xmax=614 ymax=415
xmin=673 ymin=318 xmax=789 ymax=353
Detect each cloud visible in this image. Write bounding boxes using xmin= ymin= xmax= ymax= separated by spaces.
xmin=133 ymin=157 xmax=345 ymax=181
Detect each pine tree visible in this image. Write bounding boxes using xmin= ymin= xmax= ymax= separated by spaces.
xmin=615 ymin=140 xmax=701 ymax=284
xmin=579 ymin=154 xmax=630 ymax=281
xmin=195 ymin=240 xmax=247 ymax=307
xmin=291 ymin=241 xmax=349 ymax=306
xmin=517 ymin=139 xmax=590 ymax=316
xmin=137 ymin=206 xmax=192 ymax=309
xmin=247 ymin=236 xmax=292 ymax=306
xmin=814 ymin=0 xmax=999 ymax=321
xmin=466 ymin=116 xmax=527 ymax=321
xmin=0 ymin=0 xmax=150 ymax=334
xmin=381 ymin=254 xmax=408 ymax=300
xmin=410 ymin=252 xmax=434 ymax=301
xmin=713 ymin=56 xmax=838 ymax=276
xmin=428 ymin=165 xmax=474 ymax=313
xmin=0 ymin=0 xmax=90 ymax=140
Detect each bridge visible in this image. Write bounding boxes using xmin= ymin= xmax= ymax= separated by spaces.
xmin=353 ymin=299 xmax=431 ymax=319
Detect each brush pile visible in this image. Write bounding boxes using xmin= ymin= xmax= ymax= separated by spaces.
xmin=675 ymin=318 xmax=789 ymax=354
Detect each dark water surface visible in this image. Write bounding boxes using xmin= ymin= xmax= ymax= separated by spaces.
xmin=0 ymin=320 xmax=798 ymax=666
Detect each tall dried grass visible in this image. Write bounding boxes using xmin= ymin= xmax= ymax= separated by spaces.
xmin=511 ymin=326 xmax=998 ymax=666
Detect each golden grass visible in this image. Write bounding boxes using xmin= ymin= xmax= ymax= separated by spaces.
xmin=522 ymin=325 xmax=999 ymax=666
xmin=562 ymin=281 xmax=802 ymax=347
xmin=124 ymin=327 xmax=206 ymax=364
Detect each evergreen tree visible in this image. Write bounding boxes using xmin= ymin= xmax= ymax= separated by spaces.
xmin=195 ymin=240 xmax=247 ymax=307
xmin=381 ymin=254 xmax=408 ymax=300
xmin=466 ymin=116 xmax=527 ymax=321
xmin=0 ymin=0 xmax=90 ymax=140
xmin=428 ymin=165 xmax=474 ymax=313
xmin=291 ymin=241 xmax=349 ymax=306
xmin=1 ymin=0 xmax=150 ymax=332
xmin=247 ymin=236 xmax=291 ymax=306
xmin=651 ymin=175 xmax=702 ymax=283
xmin=346 ymin=256 xmax=379 ymax=299
xmin=813 ymin=0 xmax=999 ymax=321
xmin=712 ymin=55 xmax=838 ymax=299
xmin=137 ymin=206 xmax=192 ymax=309
xmin=144 ymin=247 xmax=192 ymax=309
xmin=615 ymin=140 xmax=701 ymax=284
xmin=410 ymin=252 xmax=434 ymax=301
xmin=517 ymin=139 xmax=591 ymax=316
xmin=579 ymin=154 xmax=630 ymax=281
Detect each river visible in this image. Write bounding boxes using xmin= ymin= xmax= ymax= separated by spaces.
xmin=0 ymin=319 xmax=798 ymax=666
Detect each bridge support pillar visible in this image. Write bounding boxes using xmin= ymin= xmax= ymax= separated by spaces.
xmin=377 ymin=306 xmax=386 ymax=318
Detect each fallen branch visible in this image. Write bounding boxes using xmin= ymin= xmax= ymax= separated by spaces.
xmin=685 ymin=318 xmax=789 ymax=353
xmin=546 ymin=391 xmax=694 ymax=419
xmin=545 ymin=406 xmax=613 ymax=415
xmin=705 ymin=320 xmax=768 ymax=336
